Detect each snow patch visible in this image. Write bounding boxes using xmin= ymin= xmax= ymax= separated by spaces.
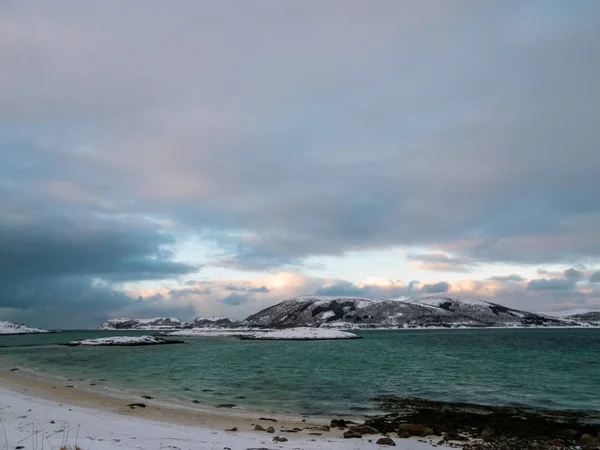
xmin=0 ymin=321 xmax=49 ymax=335
xmin=246 ymin=327 xmax=361 ymax=340
xmin=68 ymin=336 xmax=179 ymax=346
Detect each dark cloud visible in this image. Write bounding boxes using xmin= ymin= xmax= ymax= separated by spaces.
xmin=0 ymin=214 xmax=198 ymax=328
xmin=420 ymin=281 xmax=451 ymax=294
xmin=527 ymin=278 xmax=575 ymax=291
xmin=590 ymin=272 xmax=600 ymax=283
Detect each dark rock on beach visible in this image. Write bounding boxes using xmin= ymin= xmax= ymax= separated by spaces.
xmin=397 ymin=423 xmax=433 ymax=437
xmin=350 ymin=425 xmax=380 ymax=435
xmin=363 ymin=395 xmax=600 ymax=449
xmin=376 ymin=437 xmax=396 ymax=446
xmin=343 ymin=430 xmax=362 ymax=439
xmin=330 ymin=419 xmax=349 ymax=428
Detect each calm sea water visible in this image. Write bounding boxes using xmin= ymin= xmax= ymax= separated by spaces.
xmin=1 ymin=329 xmax=599 ymax=416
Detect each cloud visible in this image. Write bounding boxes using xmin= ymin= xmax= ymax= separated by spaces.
xmin=420 ymin=281 xmax=451 ymax=294
xmin=407 ymin=253 xmax=475 ymax=272
xmin=222 ymin=292 xmax=251 ymax=306
xmin=1 ymin=1 xmax=600 ymax=323
xmin=314 ymin=281 xmax=370 ymax=297
xmin=564 ymin=268 xmax=584 ymax=282
xmin=248 ymin=286 xmax=271 ymax=293
xmin=1 ymin=1 xmax=599 ymax=273
xmin=487 ymin=274 xmax=525 ymax=282
xmin=527 ymin=278 xmax=575 ymax=291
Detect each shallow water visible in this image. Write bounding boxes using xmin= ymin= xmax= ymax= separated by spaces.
xmin=1 ymin=328 xmax=599 ymax=415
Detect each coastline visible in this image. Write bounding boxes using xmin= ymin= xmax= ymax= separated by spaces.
xmin=0 ymin=367 xmax=437 ymax=449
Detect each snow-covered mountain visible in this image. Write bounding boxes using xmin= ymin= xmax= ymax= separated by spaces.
xmin=244 ymin=295 xmax=584 ymax=329
xmin=0 ymin=321 xmax=49 ymax=335
xmin=98 ymin=317 xmax=187 ymax=330
xmin=191 ymin=316 xmax=241 ymax=328
xmin=566 ymin=311 xmax=600 ymax=325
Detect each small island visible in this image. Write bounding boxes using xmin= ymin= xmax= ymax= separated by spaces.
xmin=241 ymin=327 xmax=362 ymax=340
xmin=66 ymin=336 xmax=184 ymax=347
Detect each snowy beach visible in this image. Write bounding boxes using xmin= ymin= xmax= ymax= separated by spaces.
xmin=0 ymin=368 xmax=436 ymax=450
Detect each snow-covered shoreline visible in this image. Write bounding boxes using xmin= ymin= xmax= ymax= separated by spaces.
xmin=66 ymin=335 xmax=184 ymax=346
xmin=0 ymin=371 xmax=435 ymax=450
xmin=243 ymin=327 xmax=362 ymax=340
xmin=0 ymin=320 xmax=49 ymax=335
xmin=168 ymin=327 xmax=362 ymax=339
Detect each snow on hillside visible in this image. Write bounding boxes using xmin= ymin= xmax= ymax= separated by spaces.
xmin=245 ymin=327 xmax=361 ymax=340
xmin=98 ymin=317 xmax=186 ymax=330
xmin=191 ymin=316 xmax=241 ymax=328
xmin=67 ymin=336 xmax=183 ymax=346
xmin=0 ymin=321 xmax=49 ymax=335
xmin=169 ymin=328 xmax=258 ymax=337
xmin=245 ymin=295 xmax=581 ymax=329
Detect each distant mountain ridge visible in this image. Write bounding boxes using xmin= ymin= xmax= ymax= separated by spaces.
xmin=243 ymin=295 xmax=588 ymax=329
xmin=95 ymin=295 xmax=600 ymax=330
xmin=98 ymin=317 xmax=187 ymax=330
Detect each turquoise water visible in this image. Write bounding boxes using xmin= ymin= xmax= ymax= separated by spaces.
xmin=1 ymin=329 xmax=599 ymax=416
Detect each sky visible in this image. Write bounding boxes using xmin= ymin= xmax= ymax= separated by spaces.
xmin=1 ymin=1 xmax=600 ymax=328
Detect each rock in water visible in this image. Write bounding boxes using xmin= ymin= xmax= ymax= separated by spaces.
xmin=266 ymin=426 xmax=275 ymax=433
xmin=376 ymin=437 xmax=396 ymax=446
xmin=272 ymin=436 xmax=288 ymax=442
xmin=397 ymin=424 xmax=433 ymax=437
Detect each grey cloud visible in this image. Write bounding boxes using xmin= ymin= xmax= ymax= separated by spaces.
xmin=407 ymin=253 xmax=475 ymax=272
xmin=0 ymin=0 xmax=599 ymax=320
xmin=590 ymin=271 xmax=600 ymax=283
xmin=222 ymin=292 xmax=251 ymax=306
xmin=527 ymin=278 xmax=574 ymax=291
xmin=0 ymin=222 xmax=197 ymax=282
xmin=564 ymin=268 xmax=584 ymax=282
xmin=1 ymin=1 xmax=598 ymax=272
xmin=248 ymin=286 xmax=270 ymax=293
xmin=420 ymin=281 xmax=451 ymax=294
xmin=0 ymin=277 xmax=197 ymax=329
xmin=487 ymin=274 xmax=525 ymax=282
xmin=314 ymin=281 xmax=370 ymax=297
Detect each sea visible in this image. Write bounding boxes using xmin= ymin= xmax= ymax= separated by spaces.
xmin=1 ymin=328 xmax=599 ymax=416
